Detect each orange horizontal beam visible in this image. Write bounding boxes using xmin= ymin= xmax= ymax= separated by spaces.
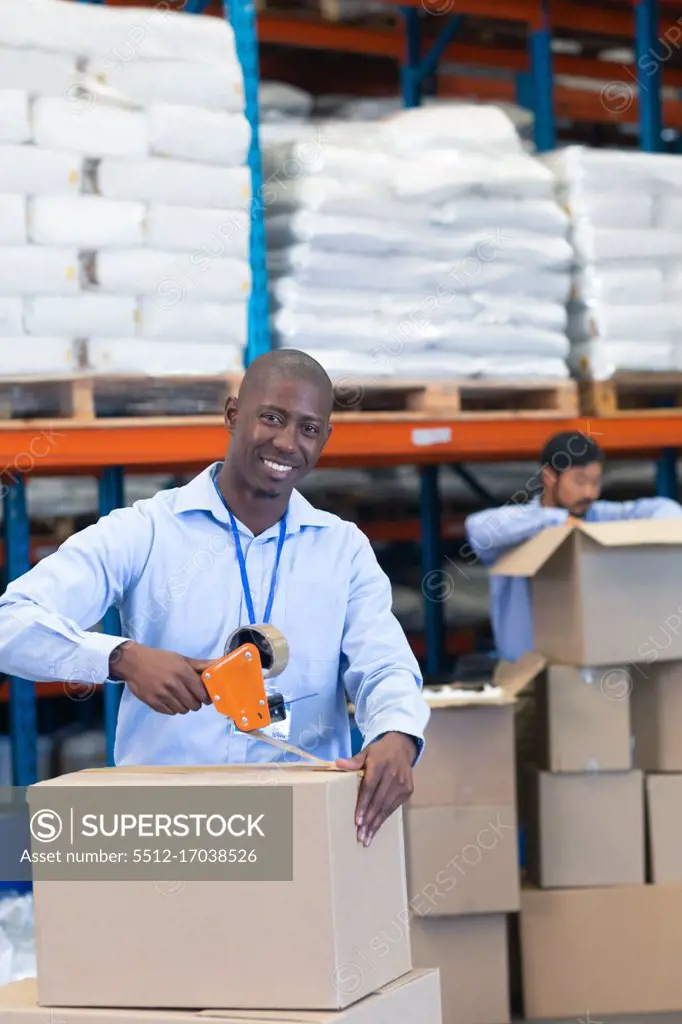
xmin=257 ymin=15 xmax=404 ymax=58
xmin=554 ymin=84 xmax=682 ymax=128
xmin=362 ymin=515 xmax=467 ymax=543
xmin=0 ymin=414 xmax=682 ymax=470
xmin=437 ymin=74 xmax=517 ymax=101
xmin=0 ymin=681 xmax=69 ymax=701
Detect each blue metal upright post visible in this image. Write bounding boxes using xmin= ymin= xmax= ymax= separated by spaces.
xmin=528 ymin=0 xmax=556 ymax=152
xmin=98 ymin=468 xmax=125 ymax=767
xmin=634 ymin=0 xmax=662 ymax=152
xmin=225 ymin=0 xmax=271 ymax=365
xmin=3 ymin=477 xmax=37 ymax=786
xmin=656 ymin=451 xmax=678 ymax=499
xmin=635 ymin=0 xmax=670 ymax=490
xmin=401 ymin=7 xmax=422 ymax=108
xmin=420 ymin=466 xmax=444 ymax=676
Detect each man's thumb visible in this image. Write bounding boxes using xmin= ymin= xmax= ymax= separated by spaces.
xmin=336 ymin=750 xmax=367 ymax=772
xmin=185 ymin=657 xmax=215 ymax=672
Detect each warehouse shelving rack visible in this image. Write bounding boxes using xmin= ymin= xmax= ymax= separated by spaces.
xmin=2 ymin=0 xmax=681 ymax=787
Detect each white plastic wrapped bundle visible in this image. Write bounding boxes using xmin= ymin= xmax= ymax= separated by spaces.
xmin=573 ymin=264 xmax=664 ymax=306
xmin=0 ymin=0 xmax=250 ymax=388
xmin=0 ymin=89 xmax=30 ymax=143
xmin=274 ymin=309 xmax=569 ymax=361
xmin=0 ymin=892 xmax=36 ymax=985
xmin=392 ymin=151 xmax=557 ymax=204
xmin=0 ymin=145 xmax=82 ymax=195
xmin=32 ymin=96 xmax=148 ymax=159
xmin=29 ymin=196 xmax=145 ymax=248
xmin=84 ymin=57 xmax=245 ymax=111
xmin=139 ymin=299 xmax=247 ymax=345
xmin=97 ymin=157 xmax=251 ymax=209
xmin=0 ymin=46 xmax=78 ymax=96
xmin=92 ymin=250 xmax=251 ymax=303
xmin=571 ymin=340 xmax=677 ymax=379
xmin=145 ymin=205 xmax=249 ymax=260
xmin=88 ymin=338 xmax=242 ymax=375
xmin=0 ymin=298 xmax=23 ymax=335
xmin=25 ymin=295 xmax=138 ymax=336
xmin=569 ymin=303 xmax=682 ymax=346
xmin=147 ymin=105 xmax=250 ymax=166
xmin=381 ymin=103 xmax=526 ymax=157
xmin=547 ymin=144 xmax=682 ymax=377
xmin=431 ymin=198 xmax=569 ymax=235
xmin=266 ymin=103 xmax=572 ymax=379
xmin=573 ymin=224 xmax=682 ymax=264
xmin=0 ymin=337 xmax=79 ymax=374
xmin=0 ymin=0 xmax=237 ymax=64
xmin=0 ymin=195 xmax=26 ymax=243
xmin=0 ymin=247 xmax=79 ymax=293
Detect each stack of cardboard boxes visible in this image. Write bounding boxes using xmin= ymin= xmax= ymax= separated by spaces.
xmin=402 ymin=669 xmax=528 ymax=1024
xmin=494 ymin=518 xmax=682 ymax=1018
xmin=0 ymin=765 xmax=443 ymax=1024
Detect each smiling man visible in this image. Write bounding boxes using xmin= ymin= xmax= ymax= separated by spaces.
xmin=0 ymin=349 xmax=429 ymax=846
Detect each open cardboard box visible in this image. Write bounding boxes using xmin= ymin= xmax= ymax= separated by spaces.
xmin=491 ymin=517 xmax=682 ymax=665
xmin=411 ymin=652 xmax=546 ymax=808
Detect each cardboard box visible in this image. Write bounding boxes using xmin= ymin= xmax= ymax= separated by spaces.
xmin=631 ymin=660 xmax=682 ymax=770
xmin=520 ymin=883 xmax=682 ymax=1017
xmin=0 ymin=970 xmax=442 ymax=1024
xmin=404 ymin=804 xmax=519 ymax=917
xmin=491 ymin=518 xmax=682 ymax=665
xmin=646 ymin=773 xmax=682 ymax=882
xmin=410 ymin=914 xmax=510 ymax=1024
xmin=412 ymin=655 xmax=542 ymax=808
xmin=28 ymin=766 xmax=412 ymax=1010
xmin=525 ymin=769 xmax=645 ymax=888
xmin=530 ymin=661 xmax=633 ymax=772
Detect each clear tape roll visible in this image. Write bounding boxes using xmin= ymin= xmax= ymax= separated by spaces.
xmin=224 ymin=623 xmax=289 ymax=679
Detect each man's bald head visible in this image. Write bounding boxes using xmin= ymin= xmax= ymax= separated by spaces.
xmin=238 ymin=349 xmax=334 ymax=415
xmin=222 ymin=349 xmax=334 ymax=502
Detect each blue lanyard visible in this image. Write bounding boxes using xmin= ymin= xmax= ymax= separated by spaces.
xmin=212 ymin=469 xmax=287 ymax=625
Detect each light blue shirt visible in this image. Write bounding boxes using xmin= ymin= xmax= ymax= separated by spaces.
xmin=465 ymin=494 xmax=682 ymax=663
xmin=0 ymin=463 xmax=429 ymax=766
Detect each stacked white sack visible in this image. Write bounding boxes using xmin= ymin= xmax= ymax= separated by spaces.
xmin=0 ymin=0 xmax=250 ymax=380
xmin=544 ymin=145 xmax=682 ymax=379
xmin=264 ymin=102 xmax=573 ymax=382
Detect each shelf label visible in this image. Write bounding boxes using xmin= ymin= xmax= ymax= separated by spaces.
xmin=411 ymin=427 xmax=453 ymax=448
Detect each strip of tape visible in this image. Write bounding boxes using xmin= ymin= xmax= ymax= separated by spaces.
xmin=250 ymin=729 xmax=336 ymax=768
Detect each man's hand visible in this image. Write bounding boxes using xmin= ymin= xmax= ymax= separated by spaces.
xmin=336 ymin=732 xmax=418 ymax=847
xmin=109 ymin=641 xmax=214 ymax=715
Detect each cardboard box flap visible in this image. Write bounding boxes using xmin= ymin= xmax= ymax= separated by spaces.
xmin=420 ymin=652 xmax=545 ymax=708
xmin=423 ymin=682 xmax=510 ymax=709
xmin=577 ymin=518 xmax=682 ymax=548
xmin=493 ymin=652 xmax=547 ymax=698
xmin=491 ymin=523 xmax=573 ymax=577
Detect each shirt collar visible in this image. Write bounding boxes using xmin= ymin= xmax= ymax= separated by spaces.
xmin=171 ymin=462 xmax=331 ymax=536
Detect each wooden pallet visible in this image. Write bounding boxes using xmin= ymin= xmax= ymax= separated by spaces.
xmin=332 ymin=377 xmax=579 ymax=419
xmin=0 ymin=374 xmax=241 ymax=422
xmin=580 ymin=373 xmax=682 ymax=417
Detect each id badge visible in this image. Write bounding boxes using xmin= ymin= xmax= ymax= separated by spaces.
xmin=259 ymin=686 xmax=292 ymax=744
